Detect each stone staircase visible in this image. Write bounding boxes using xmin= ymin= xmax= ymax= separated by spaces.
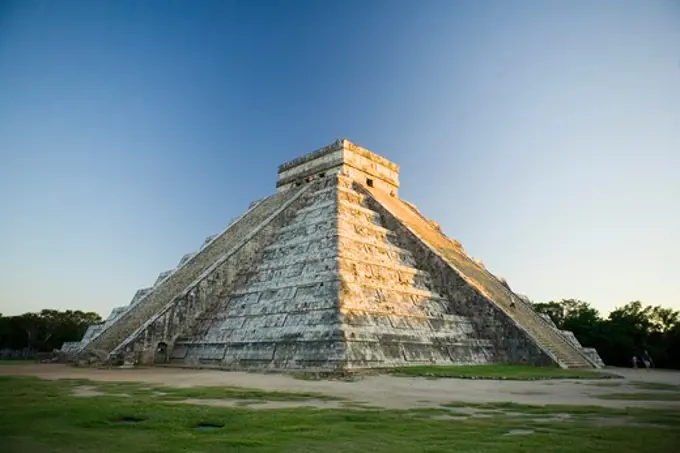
xmin=78 ymin=188 xmax=302 ymax=358
xmin=500 ymin=297 xmax=594 ymax=368
xmin=363 ymin=184 xmax=596 ymax=369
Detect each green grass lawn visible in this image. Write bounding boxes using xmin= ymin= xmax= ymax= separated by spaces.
xmin=0 ymin=359 xmax=34 ymax=365
xmin=388 ymin=364 xmax=615 ymax=380
xmin=1 ymin=375 xmax=679 ymax=453
xmin=632 ymin=382 xmax=680 ymax=391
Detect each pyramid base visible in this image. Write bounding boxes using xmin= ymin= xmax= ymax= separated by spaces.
xmin=133 ymin=337 xmax=551 ymax=371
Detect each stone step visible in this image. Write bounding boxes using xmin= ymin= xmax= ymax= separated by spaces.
xmin=228 ymin=278 xmax=339 ymax=298
xmin=294 ymin=199 xmax=336 ymax=215
xmin=337 ymin=254 xmax=431 ymax=280
xmin=276 ymin=215 xmax=334 ymax=234
xmin=80 ymin=186 xmax=307 ymax=355
xmin=338 ymin=200 xmax=384 ymax=228
xmin=337 ymin=234 xmax=416 ymax=267
xmin=479 ymin=300 xmax=592 ymax=367
xmin=252 ymin=256 xmax=337 ymax=273
xmin=362 ymin=185 xmax=596 ymax=369
xmin=262 ymin=232 xmax=337 ymax=253
xmin=341 ymin=280 xmax=447 ymax=301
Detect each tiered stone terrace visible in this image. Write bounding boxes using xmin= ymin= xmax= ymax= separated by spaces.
xmin=68 ymin=138 xmax=600 ymax=370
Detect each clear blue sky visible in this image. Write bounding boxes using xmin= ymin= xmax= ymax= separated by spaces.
xmin=1 ymin=0 xmax=678 ymax=318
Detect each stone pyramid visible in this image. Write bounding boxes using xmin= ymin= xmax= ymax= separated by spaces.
xmin=67 ymin=139 xmax=600 ymax=370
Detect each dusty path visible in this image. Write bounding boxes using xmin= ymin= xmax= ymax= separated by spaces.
xmin=2 ymin=364 xmax=680 ymax=410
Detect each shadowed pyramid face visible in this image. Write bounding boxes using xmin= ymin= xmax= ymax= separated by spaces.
xmin=276 ymin=139 xmax=400 ymax=195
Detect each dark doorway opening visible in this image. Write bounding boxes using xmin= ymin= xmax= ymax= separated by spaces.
xmin=155 ymin=342 xmax=168 ymax=364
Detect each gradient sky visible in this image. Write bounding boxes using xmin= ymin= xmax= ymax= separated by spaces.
xmin=1 ymin=0 xmax=679 ymax=318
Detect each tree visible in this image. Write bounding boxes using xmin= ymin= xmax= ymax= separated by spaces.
xmin=532 ymin=299 xmax=680 ymax=369
xmin=533 ymin=301 xmax=566 ymax=327
xmin=0 ymin=309 xmax=102 ymax=353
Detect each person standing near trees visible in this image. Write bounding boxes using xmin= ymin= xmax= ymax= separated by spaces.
xmin=641 ymin=350 xmax=654 ymax=369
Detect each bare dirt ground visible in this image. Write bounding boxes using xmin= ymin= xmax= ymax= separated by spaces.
xmin=2 ymin=364 xmax=680 ymax=410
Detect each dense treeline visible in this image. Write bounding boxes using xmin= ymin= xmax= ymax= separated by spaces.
xmin=533 ymin=300 xmax=680 ymax=369
xmin=0 ymin=309 xmax=102 ymax=354
xmin=1 ymin=302 xmax=678 ymax=369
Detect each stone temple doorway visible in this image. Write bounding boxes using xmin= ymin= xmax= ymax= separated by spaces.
xmin=155 ymin=342 xmax=168 ymax=364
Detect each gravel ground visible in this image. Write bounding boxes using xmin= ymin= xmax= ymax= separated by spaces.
xmin=2 ymin=364 xmax=679 ymax=410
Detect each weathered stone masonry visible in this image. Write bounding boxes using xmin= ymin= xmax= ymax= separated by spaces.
xmin=116 ymin=180 xmax=324 ymax=365
xmin=77 ymin=188 xmax=304 ymax=357
xmin=353 ymin=183 xmax=553 ymax=367
xmin=67 ymin=138 xmax=601 ymax=369
xmin=173 ymin=179 xmax=344 ymax=369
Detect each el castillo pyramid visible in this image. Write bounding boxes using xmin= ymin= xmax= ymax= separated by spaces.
xmin=62 ymin=139 xmax=603 ymax=370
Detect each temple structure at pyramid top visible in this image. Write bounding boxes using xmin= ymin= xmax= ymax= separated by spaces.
xmin=63 ymin=139 xmax=604 ymax=370
xmin=276 ymin=138 xmax=400 ymax=194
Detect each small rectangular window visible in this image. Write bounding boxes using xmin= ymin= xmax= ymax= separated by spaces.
xmin=366 ymin=178 xmax=374 ymax=187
